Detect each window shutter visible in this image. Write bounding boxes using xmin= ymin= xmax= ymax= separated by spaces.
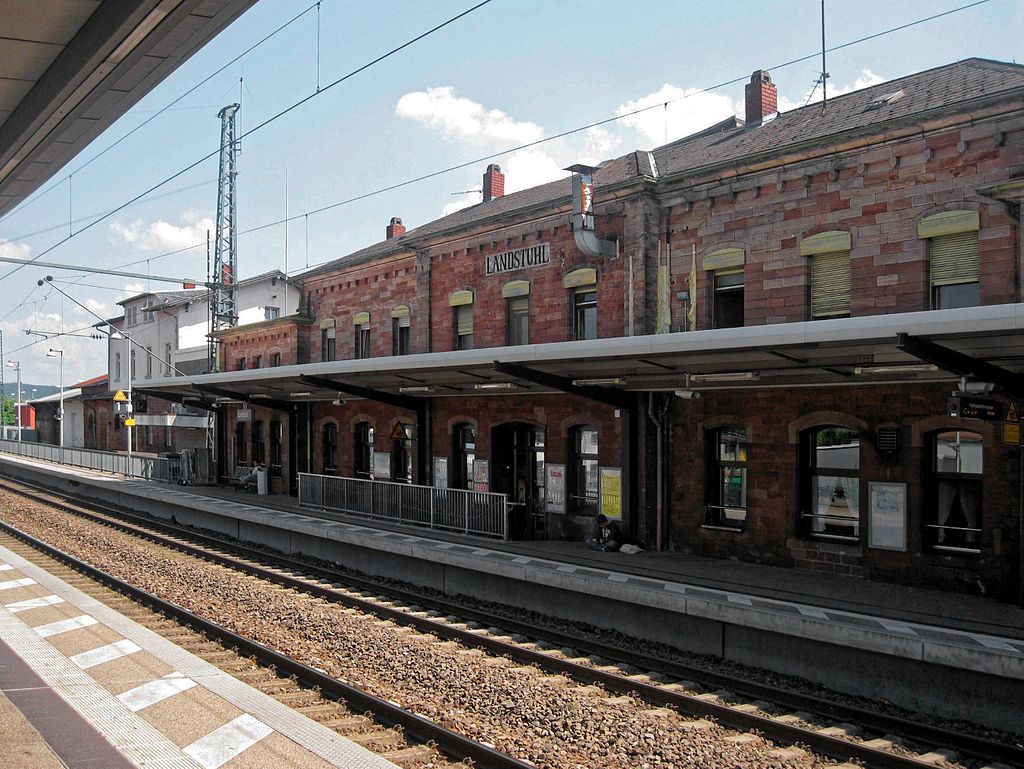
xmin=456 ymin=306 xmax=474 ymax=336
xmin=930 ymin=231 xmax=979 ymax=286
xmin=811 ymin=250 xmax=851 ymax=318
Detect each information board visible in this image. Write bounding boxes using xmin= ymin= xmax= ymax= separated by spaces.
xmin=599 ymin=467 xmax=622 ymax=520
xmin=545 ymin=463 xmax=565 ymax=514
xmin=372 ymin=451 xmax=391 ymax=480
xmin=868 ymin=482 xmax=907 ymax=551
xmin=472 ymin=459 xmax=489 ymax=493
xmin=433 ymin=457 xmax=448 ymax=488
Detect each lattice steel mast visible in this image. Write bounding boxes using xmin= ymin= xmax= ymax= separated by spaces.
xmin=209 ymin=103 xmax=240 ymax=372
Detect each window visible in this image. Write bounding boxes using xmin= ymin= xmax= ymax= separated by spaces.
xmin=322 ymin=423 xmax=338 ymax=472
xmin=802 ymin=427 xmax=860 ymax=540
xmin=355 ymin=320 xmax=371 ymax=359
xmin=354 ymin=422 xmax=374 ymax=479
xmin=802 ymin=231 xmax=852 ymax=319
xmin=264 ymin=306 xmax=280 ymax=320
xmin=713 ymin=270 xmax=744 ymax=328
xmin=126 ymin=306 xmax=138 ymax=327
xmin=391 ymin=306 xmax=411 ymax=356
xmin=253 ymin=355 xmax=262 ymax=369
xmin=706 ymin=427 xmax=747 ymax=529
xmin=573 ymin=290 xmax=597 ymax=341
xmin=454 ymin=305 xmax=473 ymax=350
xmin=569 ymin=426 xmax=599 ymax=515
xmin=130 ymin=351 xmax=136 ymax=381
xmin=450 ymin=290 xmax=474 ymax=350
xmin=507 ymin=295 xmax=529 ymax=345
xmin=919 ymin=211 xmax=980 ymax=310
xmin=269 ymin=420 xmax=282 ymax=477
xmin=391 ymin=423 xmax=413 ymax=483
xmin=235 ymin=422 xmax=247 ymax=465
xmin=144 ymin=426 xmax=153 ymax=446
xmin=271 ymin=352 xmax=282 ymax=367
xmin=927 ymin=430 xmax=982 ymax=552
xmin=236 ymin=357 xmax=246 ymax=371
xmin=164 ymin=426 xmax=172 ymax=448
xmin=142 ymin=303 xmax=155 ymax=323
xmin=321 ymin=327 xmax=336 ymax=361
xmin=164 ymin=343 xmax=172 ymax=376
xmin=145 ymin=347 xmax=153 ymax=378
xmin=452 ymin=423 xmax=476 ymax=490
xmin=115 ymin=352 xmax=121 ymax=382
xmin=252 ymin=421 xmax=265 ymax=465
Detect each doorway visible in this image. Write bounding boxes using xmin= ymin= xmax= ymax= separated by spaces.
xmin=491 ymin=422 xmax=546 ymax=540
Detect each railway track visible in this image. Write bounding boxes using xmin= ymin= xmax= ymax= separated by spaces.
xmin=1 ymin=476 xmax=1020 ymax=769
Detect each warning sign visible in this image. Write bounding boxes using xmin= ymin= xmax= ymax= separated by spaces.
xmin=1004 ymin=400 xmax=1020 ymax=444
xmin=390 ymin=422 xmax=410 ymax=440
xmin=1006 ymin=401 xmax=1019 ymax=423
xmin=113 ymin=390 xmax=128 ymax=402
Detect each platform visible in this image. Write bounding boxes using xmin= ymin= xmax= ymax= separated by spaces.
xmin=0 ymin=538 xmax=399 ymax=769
xmin=2 ymin=451 xmax=1023 ymax=732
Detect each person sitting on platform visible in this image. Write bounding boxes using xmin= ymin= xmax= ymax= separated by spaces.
xmin=586 ymin=514 xmax=622 ymax=552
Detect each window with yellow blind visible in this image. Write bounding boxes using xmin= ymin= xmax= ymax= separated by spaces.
xmin=918 ymin=211 xmax=980 ymax=310
xmin=800 ymin=231 xmax=851 ymax=320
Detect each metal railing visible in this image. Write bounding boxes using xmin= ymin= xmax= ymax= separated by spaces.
xmin=0 ymin=439 xmax=180 ymax=483
xmin=298 ymin=472 xmax=509 ymax=539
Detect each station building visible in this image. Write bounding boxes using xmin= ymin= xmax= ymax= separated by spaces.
xmin=141 ymin=59 xmax=1024 ymax=600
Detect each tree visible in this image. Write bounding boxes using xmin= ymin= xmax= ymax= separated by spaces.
xmin=0 ymin=398 xmax=13 ymax=430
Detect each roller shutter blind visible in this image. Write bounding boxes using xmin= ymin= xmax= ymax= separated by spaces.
xmin=456 ymin=305 xmax=473 ymax=335
xmin=811 ymin=250 xmax=851 ymax=318
xmin=930 ymin=231 xmax=979 ymax=287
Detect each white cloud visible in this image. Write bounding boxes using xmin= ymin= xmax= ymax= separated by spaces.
xmin=110 ymin=214 xmax=213 ymax=253
xmin=616 ymin=84 xmax=735 ymax=147
xmin=0 ymin=239 xmax=31 ymax=261
xmin=396 ymin=86 xmax=544 ymax=146
xmin=579 ymin=127 xmax=621 ymax=165
xmin=503 ymin=149 xmax=569 ymax=194
xmin=442 ymin=192 xmax=481 ymax=217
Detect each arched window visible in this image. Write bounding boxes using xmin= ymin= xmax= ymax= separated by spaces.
xmin=235 ymin=422 xmax=247 ymax=466
xmin=927 ymin=430 xmax=982 ymax=552
xmin=568 ymin=426 xmax=599 ymax=515
xmin=706 ymin=426 xmax=747 ymax=529
xmin=354 ymin=421 xmax=374 ymax=479
xmin=391 ymin=423 xmax=413 ymax=483
xmin=801 ymin=426 xmax=860 ymax=540
xmin=322 ymin=423 xmax=338 ymax=473
xmin=452 ymin=423 xmax=476 ymax=490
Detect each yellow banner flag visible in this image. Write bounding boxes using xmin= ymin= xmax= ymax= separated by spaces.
xmin=687 ymin=245 xmax=697 ymax=331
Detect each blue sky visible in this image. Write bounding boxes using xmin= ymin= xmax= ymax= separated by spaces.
xmin=1 ymin=0 xmax=1021 ymax=385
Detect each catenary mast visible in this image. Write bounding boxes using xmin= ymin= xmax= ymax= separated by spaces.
xmin=209 ymin=103 xmax=240 ymax=372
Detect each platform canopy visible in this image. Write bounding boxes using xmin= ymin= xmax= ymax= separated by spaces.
xmin=0 ymin=0 xmax=258 ymax=217
xmin=134 ymin=304 xmax=1024 ymax=410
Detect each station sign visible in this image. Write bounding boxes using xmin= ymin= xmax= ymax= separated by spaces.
xmin=485 ymin=243 xmax=549 ymax=276
xmin=947 ymin=395 xmax=1003 ymax=421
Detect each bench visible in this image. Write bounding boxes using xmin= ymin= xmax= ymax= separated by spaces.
xmin=226 ymin=465 xmax=258 ymax=492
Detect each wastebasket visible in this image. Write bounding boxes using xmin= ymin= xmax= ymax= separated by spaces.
xmin=256 ymin=466 xmax=268 ymax=495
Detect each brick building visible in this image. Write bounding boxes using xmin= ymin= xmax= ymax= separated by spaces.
xmin=141 ymin=59 xmax=1024 ymax=599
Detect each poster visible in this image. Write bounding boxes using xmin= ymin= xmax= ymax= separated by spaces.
xmin=868 ymin=482 xmax=907 ymax=551
xmin=472 ymin=459 xmax=489 ymax=493
xmin=546 ymin=463 xmax=565 ymax=514
xmin=433 ymin=456 xmax=448 ymax=488
xmin=599 ymin=467 xmax=622 ymax=520
xmin=372 ymin=451 xmax=391 ymax=480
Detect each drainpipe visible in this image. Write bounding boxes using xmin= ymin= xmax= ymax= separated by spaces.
xmin=565 ymin=164 xmax=618 ymax=258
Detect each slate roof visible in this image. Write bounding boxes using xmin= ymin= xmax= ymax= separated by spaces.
xmin=299 ymin=58 xmax=1024 ymax=281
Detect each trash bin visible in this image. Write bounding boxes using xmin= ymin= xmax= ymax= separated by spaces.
xmin=256 ymin=466 xmax=268 ymax=495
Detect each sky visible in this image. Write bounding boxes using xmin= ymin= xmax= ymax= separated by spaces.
xmin=0 ymin=0 xmax=1021 ymax=387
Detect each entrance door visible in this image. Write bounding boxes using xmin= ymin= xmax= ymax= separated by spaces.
xmin=491 ymin=423 xmax=545 ymax=540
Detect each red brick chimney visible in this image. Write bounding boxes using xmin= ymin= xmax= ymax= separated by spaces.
xmin=745 ymin=70 xmax=778 ymax=125
xmin=483 ymin=164 xmax=505 ymax=202
xmin=386 ymin=216 xmax=406 ymax=239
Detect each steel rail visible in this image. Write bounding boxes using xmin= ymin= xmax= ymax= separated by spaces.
xmin=0 ymin=516 xmax=535 ymax=769
xmin=3 ymin=477 xmax=1020 ymax=768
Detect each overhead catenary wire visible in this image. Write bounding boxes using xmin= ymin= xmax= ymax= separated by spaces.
xmin=0 ymin=0 xmax=497 ymax=284
xmin=0 ymin=0 xmax=992 ymax=289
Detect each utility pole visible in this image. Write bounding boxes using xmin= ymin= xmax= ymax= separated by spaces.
xmin=0 ymin=330 xmax=5 ymax=437
xmin=210 ymin=103 xmax=240 ymax=372
xmin=47 ymin=348 xmax=63 ymax=460
xmin=6 ymin=360 xmax=21 ymax=442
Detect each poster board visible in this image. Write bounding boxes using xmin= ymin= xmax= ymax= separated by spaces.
xmin=433 ymin=457 xmax=448 ymax=488
xmin=599 ymin=467 xmax=622 ymax=520
xmin=868 ymin=482 xmax=907 ymax=551
xmin=372 ymin=451 xmax=391 ymax=480
xmin=545 ymin=463 xmax=565 ymax=514
xmin=472 ymin=459 xmax=489 ymax=493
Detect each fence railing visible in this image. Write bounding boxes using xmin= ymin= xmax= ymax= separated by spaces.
xmin=0 ymin=439 xmax=181 ymax=483
xmin=298 ymin=472 xmax=509 ymax=539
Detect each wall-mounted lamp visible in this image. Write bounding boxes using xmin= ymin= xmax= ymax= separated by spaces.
xmin=674 ymin=389 xmax=701 ymax=400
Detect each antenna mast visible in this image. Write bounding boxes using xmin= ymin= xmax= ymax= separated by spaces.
xmin=820 ymin=0 xmax=829 ymax=112
xmin=210 ymin=103 xmax=240 ymax=373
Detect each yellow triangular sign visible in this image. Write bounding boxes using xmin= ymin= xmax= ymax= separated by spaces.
xmin=390 ymin=422 xmax=408 ymax=440
xmin=113 ymin=389 xmax=128 ymax=402
xmin=1006 ymin=401 xmax=1019 ymax=424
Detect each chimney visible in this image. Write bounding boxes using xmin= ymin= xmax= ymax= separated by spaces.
xmin=483 ymin=164 xmax=505 ymax=202
xmin=386 ymin=216 xmax=406 ymax=239
xmin=744 ymin=70 xmax=778 ymax=125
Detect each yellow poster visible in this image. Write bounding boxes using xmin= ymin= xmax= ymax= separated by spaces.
xmin=600 ymin=467 xmax=622 ymax=520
